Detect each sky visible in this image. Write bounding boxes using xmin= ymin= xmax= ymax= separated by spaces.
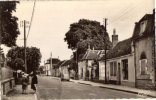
xmin=2 ymin=0 xmax=154 ymax=65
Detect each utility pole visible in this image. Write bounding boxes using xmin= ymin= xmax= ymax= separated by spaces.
xmin=24 ymin=20 xmax=27 ymax=73
xmin=104 ymin=18 xmax=107 ymax=83
xmin=50 ymin=52 xmax=52 ymax=76
xmin=20 ymin=20 xmax=29 ymax=73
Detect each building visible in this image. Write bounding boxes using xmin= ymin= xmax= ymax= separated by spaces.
xmin=45 ymin=58 xmax=60 ymax=76
xmin=132 ymin=10 xmax=155 ymax=89
xmin=78 ymin=46 xmax=102 ymax=80
xmin=55 ymin=61 xmax=65 ymax=77
xmin=98 ymin=10 xmax=155 ymax=89
xmin=1 ymin=49 xmax=15 ymax=96
xmin=107 ymin=38 xmax=135 ymax=87
xmin=60 ymin=60 xmax=71 ymax=81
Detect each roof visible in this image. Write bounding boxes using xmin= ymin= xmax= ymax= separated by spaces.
xmin=55 ymin=60 xmax=65 ymax=68
xmin=132 ymin=13 xmax=154 ymax=40
xmin=97 ymin=50 xmax=107 ymax=60
xmin=101 ymin=38 xmax=132 ymax=59
xmin=82 ymin=50 xmax=102 ymax=60
xmin=61 ymin=59 xmax=73 ymax=67
xmin=47 ymin=58 xmax=60 ymax=64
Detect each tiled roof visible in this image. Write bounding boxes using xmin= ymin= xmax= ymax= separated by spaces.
xmin=61 ymin=60 xmax=70 ymax=66
xmin=97 ymin=50 xmax=108 ymax=60
xmin=47 ymin=58 xmax=60 ymax=64
xmin=82 ymin=50 xmax=101 ymax=60
xmin=102 ymin=38 xmax=132 ymax=59
xmin=55 ymin=60 xmax=65 ymax=68
xmin=132 ymin=13 xmax=154 ymax=40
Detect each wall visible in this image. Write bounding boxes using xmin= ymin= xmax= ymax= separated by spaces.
xmin=78 ymin=61 xmax=86 ymax=79
xmin=135 ymin=36 xmax=155 ymax=89
xmin=120 ymin=55 xmax=135 ymax=87
xmin=1 ymin=67 xmax=14 ymax=80
xmin=99 ymin=61 xmax=110 ymax=81
xmin=107 ymin=54 xmax=135 ymax=87
xmin=45 ymin=64 xmax=51 ymax=76
xmin=1 ymin=67 xmax=15 ymax=95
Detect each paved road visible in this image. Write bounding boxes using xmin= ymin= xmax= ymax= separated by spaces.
xmin=37 ymin=76 xmax=148 ymax=99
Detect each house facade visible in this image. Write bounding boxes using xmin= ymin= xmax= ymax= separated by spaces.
xmin=98 ymin=10 xmax=155 ymax=89
xmin=78 ymin=60 xmax=87 ymax=80
xmin=78 ymin=48 xmax=102 ymax=80
xmin=132 ymin=10 xmax=155 ymax=89
xmin=45 ymin=58 xmax=60 ymax=76
xmin=102 ymin=38 xmax=136 ymax=87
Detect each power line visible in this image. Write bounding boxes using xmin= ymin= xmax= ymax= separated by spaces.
xmin=110 ymin=0 xmax=145 ymax=24
xmin=26 ymin=0 xmax=36 ymax=40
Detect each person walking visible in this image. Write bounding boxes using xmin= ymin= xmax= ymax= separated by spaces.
xmin=21 ymin=74 xmax=28 ymax=94
xmin=31 ymin=72 xmax=38 ymax=93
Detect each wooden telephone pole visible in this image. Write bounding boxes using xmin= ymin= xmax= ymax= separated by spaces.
xmin=24 ymin=20 xmax=27 ymax=73
xmin=104 ymin=18 xmax=107 ymax=83
xmin=20 ymin=20 xmax=29 ymax=73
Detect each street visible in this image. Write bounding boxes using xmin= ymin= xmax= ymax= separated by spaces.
xmin=37 ymin=76 xmax=147 ymax=99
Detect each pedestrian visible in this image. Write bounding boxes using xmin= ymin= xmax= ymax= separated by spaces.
xmin=21 ymin=74 xmax=28 ymax=94
xmin=31 ymin=72 xmax=38 ymax=93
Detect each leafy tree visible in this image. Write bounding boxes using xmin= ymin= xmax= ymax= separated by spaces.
xmin=14 ymin=58 xmax=24 ymax=70
xmin=7 ymin=46 xmax=42 ymax=73
xmin=0 ymin=1 xmax=20 ymax=47
xmin=64 ymin=19 xmax=112 ymax=58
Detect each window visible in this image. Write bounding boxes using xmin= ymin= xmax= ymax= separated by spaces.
xmin=110 ymin=62 xmax=113 ymax=76
xmin=140 ymin=59 xmax=147 ymax=75
xmin=140 ymin=52 xmax=147 ymax=75
xmin=122 ymin=59 xmax=128 ymax=80
xmin=139 ymin=21 xmax=147 ymax=35
xmin=110 ymin=61 xmax=117 ymax=76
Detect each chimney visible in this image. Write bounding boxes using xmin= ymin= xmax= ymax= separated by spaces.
xmin=112 ymin=29 xmax=118 ymax=48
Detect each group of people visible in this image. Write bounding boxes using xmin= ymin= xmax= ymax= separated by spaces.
xmin=21 ymin=72 xmax=38 ymax=94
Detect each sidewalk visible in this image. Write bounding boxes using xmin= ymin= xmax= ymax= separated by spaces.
xmin=2 ymin=85 xmax=38 ymax=100
xmin=70 ymin=79 xmax=156 ymax=98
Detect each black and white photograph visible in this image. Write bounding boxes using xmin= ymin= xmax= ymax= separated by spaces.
xmin=0 ymin=0 xmax=155 ymax=99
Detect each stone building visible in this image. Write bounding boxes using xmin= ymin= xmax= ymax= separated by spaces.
xmin=78 ymin=47 xmax=102 ymax=80
xmin=132 ymin=10 xmax=155 ymax=89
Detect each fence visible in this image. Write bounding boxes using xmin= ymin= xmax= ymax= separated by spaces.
xmin=1 ymin=67 xmax=15 ymax=95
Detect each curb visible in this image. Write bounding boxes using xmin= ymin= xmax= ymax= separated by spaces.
xmin=77 ymin=82 xmax=92 ymax=86
xmin=99 ymin=86 xmax=156 ymax=98
xmin=71 ymin=80 xmax=156 ymax=98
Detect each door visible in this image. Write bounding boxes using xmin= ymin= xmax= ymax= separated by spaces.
xmin=118 ymin=63 xmax=121 ymax=85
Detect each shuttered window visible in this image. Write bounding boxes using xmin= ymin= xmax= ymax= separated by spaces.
xmin=140 ymin=59 xmax=147 ymax=75
xmin=110 ymin=61 xmax=117 ymax=76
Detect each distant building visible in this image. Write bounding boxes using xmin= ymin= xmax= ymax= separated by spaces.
xmin=78 ymin=46 xmax=102 ymax=80
xmin=45 ymin=58 xmax=60 ymax=76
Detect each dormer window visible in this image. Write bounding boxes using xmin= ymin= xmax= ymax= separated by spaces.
xmin=139 ymin=20 xmax=147 ymax=35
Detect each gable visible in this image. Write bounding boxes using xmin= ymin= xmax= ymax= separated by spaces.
xmin=132 ymin=13 xmax=154 ymax=40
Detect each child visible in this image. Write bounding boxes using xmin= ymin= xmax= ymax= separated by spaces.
xmin=21 ymin=74 xmax=28 ymax=94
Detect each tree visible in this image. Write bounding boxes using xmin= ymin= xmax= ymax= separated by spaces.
xmin=64 ymin=19 xmax=112 ymax=57
xmin=0 ymin=1 xmax=20 ymax=47
xmin=14 ymin=58 xmax=24 ymax=70
xmin=7 ymin=46 xmax=42 ymax=73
